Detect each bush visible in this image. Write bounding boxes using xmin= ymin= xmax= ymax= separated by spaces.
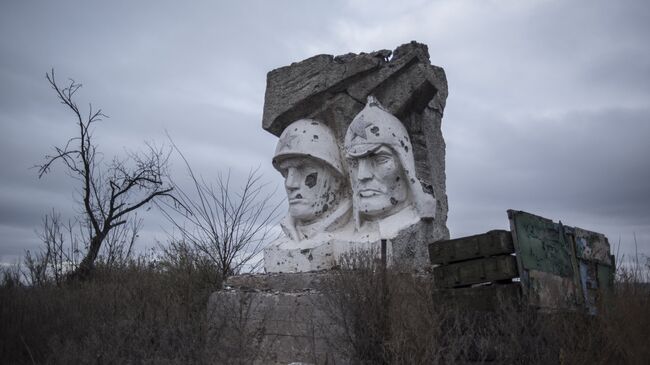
xmin=2 ymin=247 xmax=648 ymax=364
xmin=0 ymin=249 xmax=221 ymax=364
xmin=320 ymin=252 xmax=650 ymax=364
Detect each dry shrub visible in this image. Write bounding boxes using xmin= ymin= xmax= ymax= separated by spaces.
xmin=0 ymin=247 xmax=221 ymax=364
xmin=318 ymin=251 xmax=391 ymax=364
xmin=597 ymin=258 xmax=650 ymax=364
xmin=205 ymin=290 xmax=272 ymax=365
xmin=2 ymin=247 xmax=647 ymax=364
xmin=321 ymin=252 xmax=650 ymax=365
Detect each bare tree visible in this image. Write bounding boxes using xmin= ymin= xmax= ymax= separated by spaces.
xmin=98 ymin=214 xmax=142 ymax=268
xmin=37 ymin=69 xmax=174 ymax=280
xmin=159 ymin=140 xmax=282 ymax=279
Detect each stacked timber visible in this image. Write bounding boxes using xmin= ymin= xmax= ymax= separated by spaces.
xmin=429 ymin=230 xmax=519 ymax=288
xmin=428 ymin=230 xmax=521 ymax=310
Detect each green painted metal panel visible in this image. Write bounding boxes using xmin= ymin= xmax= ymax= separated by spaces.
xmin=573 ymin=227 xmax=613 ymax=265
xmin=508 ymin=210 xmax=616 ymax=314
xmin=597 ymin=263 xmax=615 ymax=293
xmin=508 ymin=210 xmax=574 ymax=278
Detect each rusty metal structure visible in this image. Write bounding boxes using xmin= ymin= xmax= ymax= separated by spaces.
xmin=429 ymin=210 xmax=615 ymax=314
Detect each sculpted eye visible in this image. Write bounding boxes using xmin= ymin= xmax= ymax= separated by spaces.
xmin=374 ymin=155 xmax=391 ymax=165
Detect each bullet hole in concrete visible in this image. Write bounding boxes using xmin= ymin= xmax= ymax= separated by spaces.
xmin=423 ymin=184 xmax=434 ymax=194
xmin=305 ymin=173 xmax=318 ymax=188
xmin=313 ymin=134 xmax=319 ymax=140
xmin=311 ymin=122 xmax=319 ymax=125
xmin=390 ymin=197 xmax=398 ymax=205
xmin=395 ymin=176 xmax=400 ymax=181
xmin=322 ymin=204 xmax=328 ymax=212
xmin=370 ymin=126 xmax=380 ymax=136
xmin=410 ymin=178 xmax=416 ymax=184
xmin=296 ymin=193 xmax=303 ymax=199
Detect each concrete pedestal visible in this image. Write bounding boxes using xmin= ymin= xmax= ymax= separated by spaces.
xmin=206 ymin=272 xmax=347 ymax=365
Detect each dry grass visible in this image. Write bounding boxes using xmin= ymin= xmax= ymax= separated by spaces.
xmin=1 ymin=249 xmax=648 ymax=364
xmin=320 ymin=253 xmax=650 ymax=365
xmin=0 ymin=247 xmax=221 ymax=364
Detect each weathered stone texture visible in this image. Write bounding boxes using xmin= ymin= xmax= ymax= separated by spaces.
xmin=263 ymin=41 xmax=450 ymax=249
xmin=205 ymin=42 xmax=453 ymax=364
xmin=208 ymin=272 xmax=347 ymax=364
xmin=225 ymin=271 xmax=333 ymax=293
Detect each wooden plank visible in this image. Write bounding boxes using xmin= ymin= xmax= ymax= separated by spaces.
xmin=428 ymin=230 xmax=515 ymax=265
xmin=433 ymin=283 xmax=522 ymax=311
xmin=433 ymin=255 xmax=518 ymax=288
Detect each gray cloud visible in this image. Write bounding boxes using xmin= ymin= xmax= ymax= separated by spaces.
xmin=1 ymin=0 xmax=648 ymax=261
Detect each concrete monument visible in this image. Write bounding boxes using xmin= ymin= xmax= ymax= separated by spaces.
xmin=272 ymin=119 xmax=351 ymax=241
xmin=210 ymin=42 xmax=450 ymax=364
xmin=264 ymin=119 xmax=353 ymax=272
xmin=345 ymin=96 xmax=436 ymax=240
xmin=263 ymin=42 xmax=449 ymax=271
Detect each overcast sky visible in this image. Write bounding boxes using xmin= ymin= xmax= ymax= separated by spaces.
xmin=1 ymin=0 xmax=648 ymax=265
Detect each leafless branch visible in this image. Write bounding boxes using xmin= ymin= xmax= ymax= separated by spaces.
xmin=36 ymin=69 xmax=174 ymax=279
xmin=158 ymin=135 xmax=282 ymax=278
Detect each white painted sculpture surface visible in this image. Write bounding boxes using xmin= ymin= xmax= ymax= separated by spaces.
xmin=345 ymin=96 xmax=436 ymax=240
xmin=264 ymin=120 xmax=352 ymax=272
xmin=271 ymin=119 xmax=351 ymax=240
xmin=264 ymin=98 xmax=437 ymax=273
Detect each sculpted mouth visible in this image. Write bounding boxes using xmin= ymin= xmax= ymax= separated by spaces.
xmin=358 ymin=189 xmax=382 ymax=198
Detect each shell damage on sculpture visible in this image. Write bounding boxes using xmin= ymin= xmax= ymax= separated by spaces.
xmin=265 ymin=95 xmax=441 ymax=273
xmin=262 ymin=42 xmax=450 ymax=273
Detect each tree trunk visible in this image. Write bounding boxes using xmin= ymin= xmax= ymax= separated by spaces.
xmin=68 ymin=233 xmax=105 ymax=281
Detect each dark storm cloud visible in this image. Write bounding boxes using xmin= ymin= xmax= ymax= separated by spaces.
xmin=325 ymin=0 xmax=650 ymax=255
xmin=0 ymin=0 xmax=648 ymax=260
xmin=445 ymin=105 xmax=650 ymax=234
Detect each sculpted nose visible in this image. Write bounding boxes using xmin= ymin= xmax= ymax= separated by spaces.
xmin=357 ymin=159 xmax=373 ymax=181
xmin=285 ymin=167 xmax=300 ymax=190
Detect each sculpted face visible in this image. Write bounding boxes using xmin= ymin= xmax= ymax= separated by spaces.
xmin=347 ymin=145 xmax=408 ymax=219
xmin=277 ymin=156 xmax=342 ymax=224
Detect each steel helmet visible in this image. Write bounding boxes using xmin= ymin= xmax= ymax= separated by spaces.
xmin=273 ymin=119 xmax=344 ymax=176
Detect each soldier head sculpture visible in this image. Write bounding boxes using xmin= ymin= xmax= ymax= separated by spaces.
xmin=273 ymin=119 xmax=351 ymax=241
xmin=344 ymin=96 xmax=436 ymax=238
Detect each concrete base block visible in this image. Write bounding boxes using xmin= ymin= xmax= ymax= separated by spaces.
xmin=206 ymin=272 xmax=348 ymax=365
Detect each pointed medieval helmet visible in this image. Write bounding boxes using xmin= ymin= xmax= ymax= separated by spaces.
xmin=344 ymin=96 xmax=436 ymax=221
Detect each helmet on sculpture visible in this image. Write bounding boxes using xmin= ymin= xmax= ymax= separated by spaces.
xmin=273 ymin=119 xmax=344 ymax=176
xmin=344 ymin=96 xmax=436 ymax=219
